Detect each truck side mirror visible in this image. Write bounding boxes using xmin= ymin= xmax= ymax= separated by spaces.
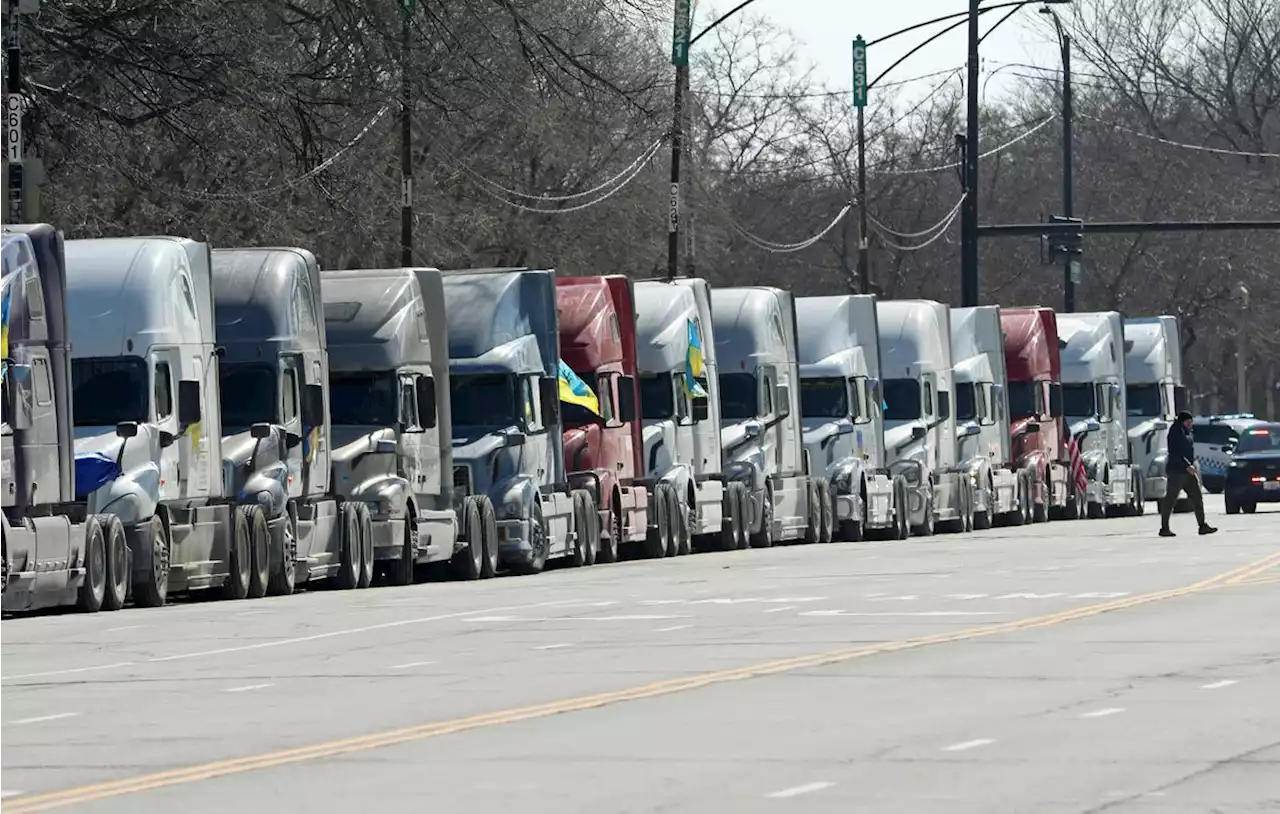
xmin=6 ymin=363 xmax=33 ymax=431
xmin=1174 ymin=385 xmax=1189 ymax=413
xmin=1024 ymin=422 xmax=1041 ymax=434
xmin=416 ymin=376 xmax=437 ymax=429
xmin=911 ymin=425 xmax=927 ymax=441
xmin=1048 ymin=383 xmax=1063 ymax=418
xmin=178 ymin=380 xmax=202 ymax=426
xmin=617 ymin=376 xmax=637 ymax=423
xmin=250 ymin=422 xmax=273 ymax=440
xmin=937 ymin=390 xmax=951 ymax=421
xmin=301 ymin=383 xmax=325 ymax=427
xmin=775 ymin=384 xmax=791 ymax=419
xmin=691 ymin=397 xmax=709 ymax=422
xmin=116 ymin=421 xmax=139 ymax=439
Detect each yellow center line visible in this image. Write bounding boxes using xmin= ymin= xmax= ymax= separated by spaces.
xmin=6 ymin=549 xmax=1278 ymax=813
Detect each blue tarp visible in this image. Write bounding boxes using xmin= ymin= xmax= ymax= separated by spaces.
xmin=74 ymin=452 xmax=120 ymax=499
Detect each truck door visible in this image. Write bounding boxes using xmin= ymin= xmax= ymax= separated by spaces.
xmin=758 ymin=368 xmax=780 ymax=474
xmin=398 ymin=373 xmax=426 ymax=494
xmin=303 ymin=359 xmax=329 ymax=495
xmin=279 ymin=356 xmax=304 ymax=499
xmin=150 ymin=348 xmax=181 ymax=502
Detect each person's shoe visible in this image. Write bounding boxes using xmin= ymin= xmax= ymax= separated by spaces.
xmin=1199 ymin=525 xmax=1218 ymax=535
xmin=1159 ymin=528 xmax=1176 ymax=537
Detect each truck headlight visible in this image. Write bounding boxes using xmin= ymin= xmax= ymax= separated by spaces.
xmin=503 ymin=500 xmax=523 ymax=517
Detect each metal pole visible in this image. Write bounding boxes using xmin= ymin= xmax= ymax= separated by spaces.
xmin=961 ymin=0 xmax=981 ymax=307
xmin=667 ymin=61 xmax=686 ymax=282
xmin=5 ymin=0 xmax=23 ymax=225
xmin=399 ymin=7 xmax=413 ymax=267
xmin=1238 ymin=334 xmax=1249 ymax=413
xmin=1060 ymin=31 xmax=1075 ymax=312
xmin=856 ymin=104 xmax=869 ymax=294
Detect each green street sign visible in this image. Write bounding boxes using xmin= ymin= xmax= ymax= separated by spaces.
xmin=852 ymin=36 xmax=868 ymax=108
xmin=1070 ymin=259 xmax=1082 ymax=284
xmin=672 ymin=0 xmax=691 ymax=67
xmin=402 ymin=0 xmax=416 ymax=13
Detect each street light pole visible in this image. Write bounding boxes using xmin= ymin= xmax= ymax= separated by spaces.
xmin=1041 ymin=6 xmax=1074 ymax=312
xmin=960 ymin=0 xmax=981 ymax=307
xmin=400 ymin=0 xmax=414 ymax=267
xmin=667 ymin=61 xmax=686 ymax=282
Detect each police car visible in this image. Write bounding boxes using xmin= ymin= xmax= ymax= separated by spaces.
xmin=1193 ymin=414 xmax=1265 ymax=493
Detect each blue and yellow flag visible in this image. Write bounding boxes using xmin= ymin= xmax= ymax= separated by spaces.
xmin=1 ymin=279 xmax=11 ymax=376
xmin=684 ymin=318 xmax=708 ymax=398
xmin=557 ymin=359 xmax=600 ymax=416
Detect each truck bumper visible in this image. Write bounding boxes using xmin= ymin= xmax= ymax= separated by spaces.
xmin=496 ymin=518 xmax=534 ymax=565
xmin=835 ymin=493 xmax=857 ymax=521
xmin=369 ymin=517 xmax=407 ymax=560
xmin=123 ymin=519 xmax=159 ymax=583
xmin=1143 ymin=474 xmax=1168 ymax=501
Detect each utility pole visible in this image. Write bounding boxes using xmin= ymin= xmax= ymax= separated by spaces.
xmin=852 ymin=36 xmax=870 ymax=295
xmin=668 ymin=0 xmax=692 ymax=282
xmin=5 ymin=0 xmax=26 ymax=224
xmin=399 ymin=0 xmax=414 ymax=267
xmin=1041 ymin=6 xmax=1075 ymax=312
xmin=960 ymin=0 xmax=981 ymax=307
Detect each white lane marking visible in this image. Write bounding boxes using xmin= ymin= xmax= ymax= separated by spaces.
xmin=224 ymin=683 xmax=274 ymax=693
xmin=547 ymin=600 xmax=619 ymax=608
xmin=800 ymin=610 xmax=1003 ymax=618
xmin=946 ymin=593 xmax=989 ymax=600
xmin=1071 ymin=592 xmax=1130 ymax=599
xmin=765 ymin=782 xmax=834 ymax=799
xmin=104 ymin=625 xmax=146 ymax=633
xmin=8 ymin=712 xmax=81 ymax=726
xmin=463 ymin=615 xmax=525 ymax=622
xmin=577 ymin=614 xmax=689 ymax=621
xmin=655 ymin=624 xmax=692 ymax=632
xmin=867 ymin=595 xmax=918 ymax=602
xmin=994 ymin=593 xmax=1066 ymax=600
xmin=535 ymin=643 xmax=571 ymax=650
xmin=638 ymin=599 xmax=687 ymax=606
xmin=235 ymin=610 xmax=268 ymax=617
xmin=145 ymin=599 xmax=576 ymax=664
xmin=3 ymin=662 xmax=134 ymax=682
xmin=763 ymin=606 xmax=797 ymax=614
xmin=389 ymin=660 xmax=437 ymax=670
xmin=943 ymin=739 xmax=995 ymax=752
xmin=762 ymin=597 xmax=826 ymax=603
xmin=1202 ymin=680 xmax=1238 ymax=690
xmin=1080 ymin=707 xmax=1126 ymax=719
xmin=2 ymin=790 xmax=26 ymax=798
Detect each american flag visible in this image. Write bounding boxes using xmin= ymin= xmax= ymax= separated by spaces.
xmin=1066 ymin=431 xmax=1088 ymax=494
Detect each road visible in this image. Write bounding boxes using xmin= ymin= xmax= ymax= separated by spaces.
xmin=2 ymin=496 xmax=1278 ymax=814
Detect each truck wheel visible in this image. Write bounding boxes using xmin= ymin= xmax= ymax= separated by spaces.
xmin=962 ymin=479 xmax=974 ymax=533
xmin=597 ymin=503 xmax=620 ymax=565
xmin=99 ymin=515 xmax=130 ymax=611
xmin=1032 ymin=475 xmax=1048 ymax=523
xmin=388 ymin=515 xmax=418 ymax=586
xmin=76 ymin=516 xmax=107 ymax=613
xmin=643 ymin=484 xmax=669 ymax=559
xmin=335 ymin=502 xmax=362 ymax=589
xmin=243 ymin=505 xmax=271 ymax=599
xmin=583 ymin=492 xmax=600 ymax=564
xmin=804 ymin=480 xmax=821 ymax=544
xmin=267 ymin=506 xmax=297 ymax=596
xmin=750 ymin=488 xmax=774 ymax=548
xmin=912 ymin=491 xmax=936 ymax=537
xmin=973 ymin=477 xmax=993 ymax=531
xmin=453 ymin=496 xmax=484 ymax=580
xmin=477 ymin=496 xmax=499 ymax=578
xmin=133 ymin=515 xmax=170 ymax=608
xmin=512 ymin=502 xmax=548 ymax=575
xmin=220 ymin=506 xmax=252 ymax=600
xmin=568 ymin=490 xmax=590 ymax=568
xmin=892 ymin=478 xmax=910 ymax=541
xmin=817 ymin=479 xmax=834 ymax=543
xmin=667 ymin=488 xmax=687 ymax=556
xmin=720 ymin=483 xmax=740 ymax=551
xmin=1225 ymin=496 xmax=1240 ymax=515
xmin=1130 ymin=473 xmax=1145 ymax=516
xmin=355 ymin=502 xmax=375 ymax=588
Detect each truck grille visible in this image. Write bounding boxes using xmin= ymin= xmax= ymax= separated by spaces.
xmin=453 ymin=465 xmax=472 ymax=494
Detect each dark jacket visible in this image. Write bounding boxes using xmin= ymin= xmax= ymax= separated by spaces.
xmin=1166 ymin=422 xmax=1196 ymax=474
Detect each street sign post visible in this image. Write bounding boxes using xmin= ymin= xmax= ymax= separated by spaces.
xmin=852 ymin=36 xmax=868 ymax=108
xmin=672 ymin=0 xmax=691 ymax=67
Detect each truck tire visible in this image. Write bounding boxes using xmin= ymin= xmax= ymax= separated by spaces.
xmin=512 ymin=501 xmax=548 ymax=575
xmin=76 ymin=516 xmax=107 ymax=613
xmin=477 ymin=495 xmax=499 ymax=578
xmin=583 ymin=492 xmax=600 ymax=564
xmin=804 ymin=480 xmax=821 ymax=544
xmin=1032 ymin=474 xmax=1049 ymax=523
xmin=133 ymin=515 xmax=170 ymax=608
xmin=355 ymin=502 xmax=375 ymax=588
xmin=336 ymin=502 xmax=362 ymax=590
xmin=973 ymin=476 xmax=993 ymax=530
xmin=99 ymin=514 xmax=130 ymax=612
xmin=388 ymin=514 xmax=418 ymax=586
xmin=453 ymin=495 xmax=484 ymax=580
xmin=568 ymin=490 xmax=590 ymax=568
xmin=750 ymin=487 xmax=774 ymax=548
xmin=1130 ymin=472 xmax=1145 ymax=516
xmin=938 ymin=482 xmax=965 ymax=535
xmin=666 ymin=487 xmax=685 ymax=557
xmin=643 ymin=484 xmax=670 ymax=559
xmin=267 ymin=505 xmax=297 ymax=597
xmin=721 ymin=482 xmax=744 ymax=551
xmin=220 ymin=506 xmax=252 ymax=600
xmin=817 ymin=479 xmax=834 ymax=543
xmin=912 ymin=490 xmax=936 ymax=537
xmin=596 ymin=500 xmax=619 ymax=565
xmin=244 ymin=505 xmax=271 ymax=599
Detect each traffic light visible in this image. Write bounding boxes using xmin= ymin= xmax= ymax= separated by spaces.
xmin=1046 ymin=215 xmax=1083 ymax=256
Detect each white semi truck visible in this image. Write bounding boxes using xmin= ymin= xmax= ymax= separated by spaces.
xmin=634 ymin=279 xmax=733 ymax=552
xmin=877 ymin=299 xmax=972 ymax=535
xmin=1058 ymin=311 xmax=1142 ymax=518
xmin=951 ymin=306 xmax=1022 ymax=528
xmin=795 ymin=295 xmax=907 ymax=541
xmin=712 ymin=286 xmax=813 ymax=547
xmin=1123 ymin=315 xmax=1184 ymax=506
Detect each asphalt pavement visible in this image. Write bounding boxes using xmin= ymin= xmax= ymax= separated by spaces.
xmin=2 ymin=495 xmax=1278 ymax=813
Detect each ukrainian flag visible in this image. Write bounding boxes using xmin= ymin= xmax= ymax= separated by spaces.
xmin=684 ymin=318 xmax=707 ymax=398
xmin=558 ymin=359 xmax=600 ymax=416
xmin=1 ymin=279 xmax=11 ymax=376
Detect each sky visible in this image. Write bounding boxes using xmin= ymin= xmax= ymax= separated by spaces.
xmin=693 ymin=0 xmax=1068 ymax=103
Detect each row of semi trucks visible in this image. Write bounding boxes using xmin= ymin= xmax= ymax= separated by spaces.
xmin=0 ymin=224 xmax=1188 ymax=614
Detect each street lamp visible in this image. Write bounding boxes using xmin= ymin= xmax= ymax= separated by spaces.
xmin=1039 ymin=4 xmax=1075 ymax=312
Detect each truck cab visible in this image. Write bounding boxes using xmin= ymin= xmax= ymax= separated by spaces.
xmin=556 ymin=275 xmax=651 ymax=563
xmin=712 ymin=286 xmax=812 ymax=547
xmin=634 ymin=279 xmax=732 ymax=551
xmin=65 ymin=237 xmax=230 ymax=606
xmin=951 ymin=306 xmax=1023 ymax=528
xmin=1058 ymin=311 xmax=1141 ymax=517
xmin=1123 ymin=315 xmax=1185 ymax=504
xmin=443 ymin=268 xmax=590 ymax=575
xmin=877 ymin=299 xmax=971 ymax=535
xmin=1000 ymin=307 xmax=1073 ymax=520
xmin=322 ymin=268 xmax=491 ymax=583
xmin=796 ymin=294 xmax=906 ymax=541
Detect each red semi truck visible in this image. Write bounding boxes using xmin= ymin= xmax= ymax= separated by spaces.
xmin=1000 ymin=307 xmax=1079 ymax=521
xmin=555 ymin=276 xmax=656 ymax=563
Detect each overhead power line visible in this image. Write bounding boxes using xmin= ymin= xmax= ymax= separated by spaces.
xmin=465 ymin=139 xmax=665 ymax=214
xmin=880 ymin=114 xmax=1058 ymax=175
xmin=457 ymin=137 xmax=666 ymax=202
xmin=868 ymin=195 xmax=964 ymax=251
xmin=1076 ymin=113 xmax=1280 ymax=159
xmin=732 ymin=203 xmax=853 ymax=253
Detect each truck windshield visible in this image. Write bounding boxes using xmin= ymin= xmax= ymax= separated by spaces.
xmin=72 ymin=357 xmax=148 ymax=426
xmin=955 ymin=383 xmax=977 ymax=421
xmin=330 ymin=371 xmax=398 ymax=426
xmin=719 ymin=373 xmax=758 ymax=420
xmin=1235 ymin=425 xmax=1280 ymax=453
xmin=882 ymin=378 xmax=921 ymax=421
xmin=1126 ymin=384 xmax=1161 ymax=417
xmin=219 ymin=364 xmax=278 ymax=428
xmin=639 ymin=374 xmax=675 ymax=420
xmin=451 ymin=374 xmax=517 ymax=426
xmin=1006 ymin=382 xmax=1036 ymax=419
xmin=801 ymin=378 xmax=847 ymax=419
xmin=1062 ymin=383 xmax=1095 ymax=417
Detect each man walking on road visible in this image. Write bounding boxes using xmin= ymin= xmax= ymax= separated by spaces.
xmin=1160 ymin=411 xmax=1218 ymax=537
